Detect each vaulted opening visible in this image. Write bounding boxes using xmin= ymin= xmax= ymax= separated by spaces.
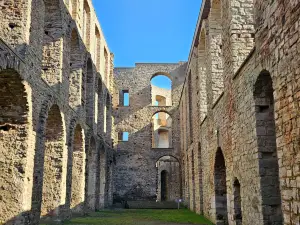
xmin=214 ymin=148 xmax=228 ymax=224
xmin=151 ymin=74 xmax=172 ymax=106
xmin=41 ymin=104 xmax=66 ymax=217
xmin=161 ymin=170 xmax=168 ymax=201
xmin=156 ymin=156 xmax=180 ymax=202
xmin=70 ymin=124 xmax=85 ymax=212
xmin=152 ymin=112 xmax=172 ymax=148
xmin=86 ymin=59 xmax=94 ymax=126
xmin=0 ymin=69 xmax=31 ymax=223
xmin=42 ymin=0 xmax=63 ymax=86
xmin=86 ymin=137 xmax=97 ymax=210
xmin=83 ymin=0 xmax=91 ymax=50
xmin=97 ymin=78 xmax=103 ymax=134
xmin=254 ymin=70 xmax=283 ymax=224
xmin=95 ymin=26 xmax=101 ymax=71
xmin=69 ymin=29 xmax=82 ymax=108
xmin=104 ymin=94 xmax=112 ymax=136
xmin=233 ymin=179 xmax=242 ymax=224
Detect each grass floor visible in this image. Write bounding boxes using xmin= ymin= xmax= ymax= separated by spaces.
xmin=61 ymin=209 xmax=214 ymax=225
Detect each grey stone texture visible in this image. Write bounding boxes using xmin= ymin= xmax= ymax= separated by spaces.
xmin=180 ymin=0 xmax=300 ymax=225
xmin=0 ymin=0 xmax=114 ymax=224
xmin=112 ymin=63 xmax=186 ymax=202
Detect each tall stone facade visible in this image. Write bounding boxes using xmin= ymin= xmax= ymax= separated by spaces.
xmin=180 ymin=0 xmax=300 ymax=225
xmin=0 ymin=0 xmax=114 ymax=224
xmin=112 ymin=63 xmax=186 ymax=202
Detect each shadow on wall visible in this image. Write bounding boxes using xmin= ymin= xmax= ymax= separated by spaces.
xmin=113 ymin=122 xmax=181 ymax=203
xmin=0 ymin=0 xmax=114 ymax=224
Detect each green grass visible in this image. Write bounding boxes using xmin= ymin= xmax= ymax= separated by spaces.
xmin=61 ymin=209 xmax=214 ymax=225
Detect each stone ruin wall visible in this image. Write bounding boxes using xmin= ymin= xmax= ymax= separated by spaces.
xmin=112 ymin=63 xmax=186 ymax=202
xmin=180 ymin=0 xmax=300 ymax=225
xmin=0 ymin=0 xmax=115 ymax=224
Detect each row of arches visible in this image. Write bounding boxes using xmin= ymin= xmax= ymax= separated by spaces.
xmin=0 ymin=69 xmax=109 ymax=224
xmin=204 ymin=71 xmax=282 ymax=224
xmin=42 ymin=0 xmax=111 ymax=131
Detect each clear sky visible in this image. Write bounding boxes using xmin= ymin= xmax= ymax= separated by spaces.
xmin=92 ymin=0 xmax=202 ymax=68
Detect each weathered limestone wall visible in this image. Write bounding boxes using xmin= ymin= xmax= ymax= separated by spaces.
xmin=0 ymin=0 xmax=114 ymax=224
xmin=180 ymin=0 xmax=300 ymax=225
xmin=113 ymin=63 xmax=186 ymax=202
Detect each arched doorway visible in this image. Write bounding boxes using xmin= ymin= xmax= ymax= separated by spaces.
xmin=254 ymin=70 xmax=282 ymax=223
xmin=41 ymin=104 xmax=66 ymax=218
xmin=156 ymin=156 xmax=180 ymax=202
xmin=0 ymin=69 xmax=32 ymax=224
xmin=161 ymin=170 xmax=168 ymax=201
xmin=214 ymin=148 xmax=228 ymax=224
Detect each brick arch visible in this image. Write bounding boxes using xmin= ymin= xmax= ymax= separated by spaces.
xmin=70 ymin=124 xmax=85 ymax=212
xmin=151 ymin=72 xmax=172 ymax=81
xmin=69 ymin=29 xmax=83 ymax=109
xmin=253 ymin=70 xmax=283 ymax=224
xmin=156 ymin=155 xmax=181 ymax=202
xmin=85 ymin=136 xmax=98 ymax=211
xmin=214 ymin=147 xmax=228 ymax=224
xmin=104 ymin=92 xmax=112 ymax=136
xmin=31 ymin=99 xmax=67 ymax=223
xmin=233 ymin=177 xmax=242 ymax=224
xmin=64 ymin=116 xmax=86 ymax=213
xmin=97 ymin=77 xmax=104 ymax=135
xmin=0 ymin=69 xmax=33 ymax=224
xmin=85 ymin=58 xmax=95 ymax=127
xmin=42 ymin=0 xmax=64 ymax=86
xmin=197 ymin=28 xmax=208 ymax=120
xmin=152 ymin=111 xmax=172 ymax=148
xmin=98 ymin=141 xmax=106 ymax=208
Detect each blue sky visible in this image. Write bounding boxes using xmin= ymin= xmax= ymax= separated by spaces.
xmin=93 ymin=0 xmax=202 ymax=67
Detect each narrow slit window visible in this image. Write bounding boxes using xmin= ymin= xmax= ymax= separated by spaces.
xmin=118 ymin=132 xmax=129 ymax=142
xmin=120 ymin=90 xmax=129 ymax=106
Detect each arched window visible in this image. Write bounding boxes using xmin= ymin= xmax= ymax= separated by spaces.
xmin=254 ymin=70 xmax=282 ymax=223
xmin=152 ymin=112 xmax=172 ymax=148
xmin=83 ymin=0 xmax=91 ymax=50
xmin=151 ymin=74 xmax=172 ymax=106
xmin=156 ymin=156 xmax=180 ymax=202
xmin=207 ymin=0 xmax=224 ymax=105
xmin=42 ymin=0 xmax=63 ymax=86
xmin=95 ymin=27 xmax=101 ymax=71
xmin=85 ymin=59 xmax=94 ymax=126
xmin=69 ymin=29 xmax=82 ymax=108
xmin=104 ymin=93 xmax=112 ymax=136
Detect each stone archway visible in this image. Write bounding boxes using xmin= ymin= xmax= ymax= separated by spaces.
xmin=70 ymin=124 xmax=85 ymax=213
xmin=85 ymin=136 xmax=97 ymax=211
xmin=214 ymin=148 xmax=228 ymax=225
xmin=254 ymin=70 xmax=283 ymax=224
xmin=0 ymin=69 xmax=33 ymax=224
xmin=41 ymin=104 xmax=66 ymax=219
xmin=156 ymin=156 xmax=180 ymax=202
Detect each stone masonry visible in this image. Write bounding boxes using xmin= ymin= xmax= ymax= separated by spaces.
xmin=112 ymin=63 xmax=186 ymax=202
xmin=180 ymin=0 xmax=300 ymax=225
xmin=1 ymin=0 xmax=300 ymax=225
xmin=0 ymin=0 xmax=114 ymax=224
